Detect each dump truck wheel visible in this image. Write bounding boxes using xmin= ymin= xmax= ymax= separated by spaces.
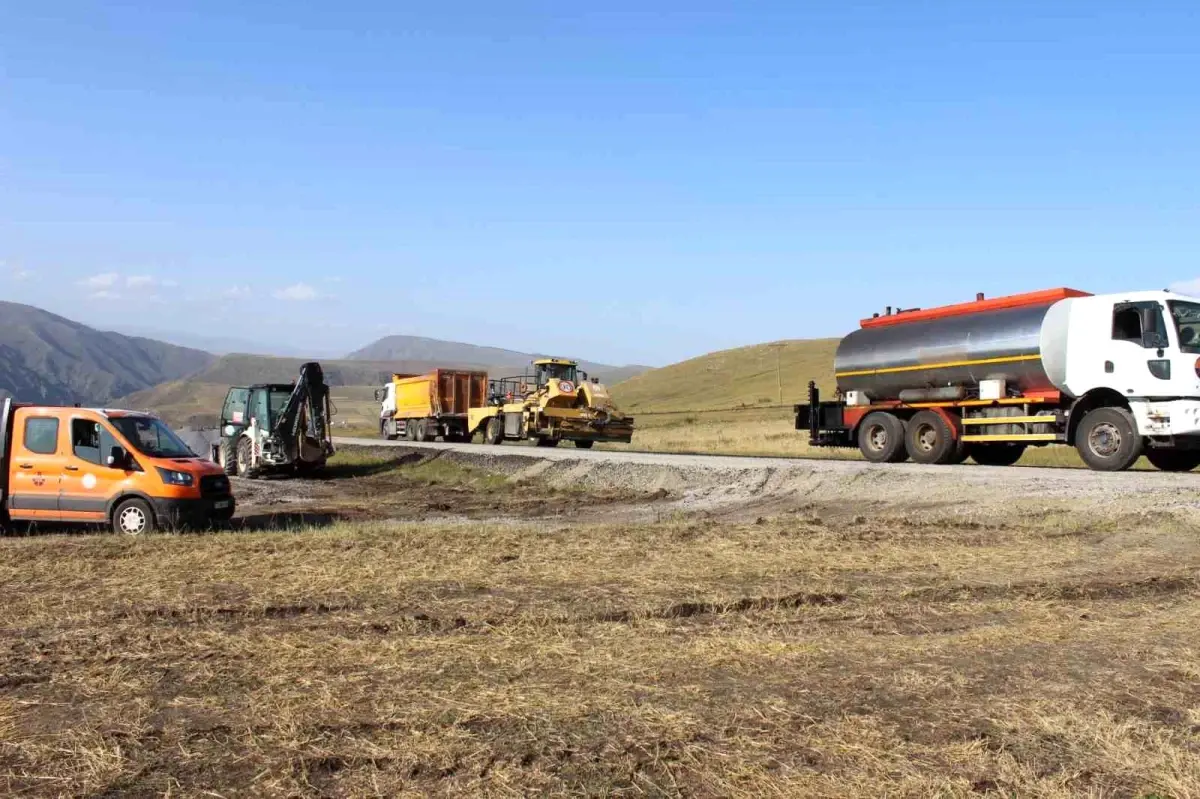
xmin=574 ymin=440 xmax=594 ymax=449
xmin=857 ymin=412 xmax=907 ymax=463
xmin=219 ymin=440 xmax=237 ymax=476
xmin=416 ymin=419 xmax=437 ymax=442
xmin=236 ymin=437 xmax=260 ymax=479
xmin=906 ymin=410 xmax=959 ymax=465
xmin=381 ymin=420 xmax=397 ymax=441
xmin=968 ymin=443 xmax=1026 ymax=467
xmin=404 ymin=420 xmax=417 ymax=441
xmin=485 ymin=418 xmax=504 ymax=445
xmin=1075 ymin=407 xmax=1142 ymax=471
xmin=1145 ymin=448 xmax=1200 ymax=472
xmin=113 ymin=498 xmax=155 ymax=536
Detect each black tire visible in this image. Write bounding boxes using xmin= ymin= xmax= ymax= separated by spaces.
xmin=405 ymin=420 xmax=418 ymax=441
xmin=857 ymin=411 xmax=908 ymax=463
xmin=219 ymin=439 xmax=237 ymax=476
xmin=381 ymin=419 xmax=397 ymax=441
xmin=574 ymin=440 xmax=595 ymax=449
xmin=1145 ymin=448 xmax=1200 ymax=472
xmin=968 ymin=443 xmax=1026 ymax=467
xmin=416 ymin=419 xmax=437 ymax=442
xmin=112 ymin=497 xmax=155 ymax=536
xmin=905 ymin=410 xmax=961 ymax=465
xmin=236 ymin=437 xmax=260 ymax=479
xmin=485 ymin=418 xmax=504 ymax=445
xmin=535 ymin=437 xmax=560 ymax=448
xmin=1075 ymin=407 xmax=1143 ymax=471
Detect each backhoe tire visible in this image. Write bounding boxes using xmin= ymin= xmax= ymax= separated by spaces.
xmin=219 ymin=440 xmax=237 ymax=476
xmin=857 ymin=412 xmax=907 ymax=463
xmin=574 ymin=440 xmax=595 ymax=449
xmin=1075 ymin=407 xmax=1142 ymax=472
xmin=485 ymin=418 xmax=504 ymax=445
xmin=535 ymin=437 xmax=559 ymax=448
xmin=113 ymin=498 xmax=155 ymax=536
xmin=236 ymin=437 xmax=260 ymax=479
xmin=906 ymin=410 xmax=961 ymax=465
xmin=1145 ymin=448 xmax=1200 ymax=472
xmin=968 ymin=443 xmax=1026 ymax=467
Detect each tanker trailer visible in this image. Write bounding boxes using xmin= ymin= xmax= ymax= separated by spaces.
xmin=795 ymin=287 xmax=1200 ymax=472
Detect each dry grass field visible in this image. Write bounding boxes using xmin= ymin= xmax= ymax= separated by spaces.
xmin=1 ymin=448 xmax=1197 ymax=797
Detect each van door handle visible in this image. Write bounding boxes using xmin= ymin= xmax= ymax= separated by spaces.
xmin=17 ymin=463 xmax=32 ymax=469
xmin=64 ymin=465 xmax=79 ymax=472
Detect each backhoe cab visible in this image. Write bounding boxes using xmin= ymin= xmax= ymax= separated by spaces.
xmin=214 ymin=362 xmax=335 ymax=478
xmin=467 ymin=357 xmax=634 ymax=448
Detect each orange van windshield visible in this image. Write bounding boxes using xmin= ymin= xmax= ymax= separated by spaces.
xmin=111 ymin=416 xmax=195 ymax=459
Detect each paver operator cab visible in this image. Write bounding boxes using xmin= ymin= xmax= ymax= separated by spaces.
xmin=796 ymin=288 xmax=1200 ymax=471
xmin=0 ymin=399 xmax=234 ymax=534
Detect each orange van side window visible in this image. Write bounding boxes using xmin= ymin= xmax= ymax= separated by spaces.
xmin=24 ymin=418 xmax=59 ymax=454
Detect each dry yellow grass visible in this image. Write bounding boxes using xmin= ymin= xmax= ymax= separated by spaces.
xmin=1 ymin=472 xmax=1198 ymax=796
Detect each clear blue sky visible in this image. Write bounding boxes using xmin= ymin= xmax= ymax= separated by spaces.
xmin=3 ymin=2 xmax=1199 ymax=366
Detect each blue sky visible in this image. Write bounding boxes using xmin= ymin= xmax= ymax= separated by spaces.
xmin=2 ymin=2 xmax=1199 ymax=365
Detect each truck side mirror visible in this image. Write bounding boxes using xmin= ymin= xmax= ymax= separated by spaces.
xmin=1142 ymin=330 xmax=1168 ymax=350
xmin=373 ymin=388 xmax=384 ymax=402
xmin=106 ymin=446 xmax=128 ymax=469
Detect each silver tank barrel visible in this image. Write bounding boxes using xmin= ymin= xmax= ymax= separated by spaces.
xmin=835 ymin=303 xmax=1056 ymax=400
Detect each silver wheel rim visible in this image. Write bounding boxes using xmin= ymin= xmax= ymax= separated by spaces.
xmin=1089 ymin=422 xmax=1121 ymax=458
xmin=119 ymin=506 xmax=147 ymax=535
xmin=915 ymin=423 xmax=937 ymax=453
xmin=866 ymin=423 xmax=888 ymax=452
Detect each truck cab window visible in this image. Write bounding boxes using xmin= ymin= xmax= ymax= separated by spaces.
xmin=23 ymin=417 xmax=59 ymax=454
xmin=1168 ymin=301 xmax=1200 ymax=354
xmin=71 ymin=419 xmax=119 ymax=465
xmin=1112 ymin=307 xmax=1142 ymax=342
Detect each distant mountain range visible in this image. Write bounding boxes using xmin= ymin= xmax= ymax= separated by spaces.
xmin=0 ymin=302 xmax=651 ymax=407
xmin=0 ymin=301 xmax=215 ymax=405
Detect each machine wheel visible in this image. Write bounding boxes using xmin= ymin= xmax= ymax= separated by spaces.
xmin=485 ymin=418 xmax=504 ymax=445
xmin=856 ymin=412 xmax=908 ymax=463
xmin=968 ymin=443 xmax=1026 ymax=467
xmin=905 ymin=410 xmax=961 ymax=465
xmin=1145 ymin=448 xmax=1200 ymax=472
xmin=404 ymin=420 xmax=418 ymax=441
xmin=381 ymin=419 xmax=397 ymax=441
xmin=236 ymin=437 xmax=260 ymax=479
xmin=535 ymin=437 xmax=560 ymax=448
xmin=574 ymin=440 xmax=595 ymax=449
xmin=219 ymin=440 xmax=238 ymax=476
xmin=415 ymin=419 xmax=437 ymax=442
xmin=1075 ymin=407 xmax=1143 ymax=471
xmin=112 ymin=498 xmax=155 ymax=536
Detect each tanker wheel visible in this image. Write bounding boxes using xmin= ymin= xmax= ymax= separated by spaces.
xmin=1145 ymin=448 xmax=1200 ymax=472
xmin=968 ymin=443 xmax=1026 ymax=467
xmin=404 ymin=420 xmax=418 ymax=441
xmin=856 ymin=412 xmax=907 ymax=463
xmin=485 ymin=418 xmax=504 ymax=445
xmin=1075 ymin=407 xmax=1142 ymax=472
xmin=905 ymin=410 xmax=961 ymax=465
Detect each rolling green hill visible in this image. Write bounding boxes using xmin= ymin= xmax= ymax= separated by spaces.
xmin=609 ymin=338 xmax=838 ymax=413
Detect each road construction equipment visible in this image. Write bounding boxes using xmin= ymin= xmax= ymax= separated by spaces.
xmin=796 ymin=287 xmax=1200 ymax=472
xmin=376 ymin=369 xmax=488 ymax=442
xmin=0 ymin=397 xmax=234 ymax=533
xmin=214 ymin=361 xmax=335 ymax=478
xmin=467 ymin=358 xmax=634 ymax=449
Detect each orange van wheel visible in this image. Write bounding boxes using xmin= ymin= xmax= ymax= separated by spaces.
xmin=113 ymin=498 xmax=155 ymax=536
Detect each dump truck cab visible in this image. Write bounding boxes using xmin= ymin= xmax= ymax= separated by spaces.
xmin=0 ymin=399 xmax=234 ymax=534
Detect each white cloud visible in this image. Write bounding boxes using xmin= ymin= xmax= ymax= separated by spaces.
xmin=5 ymin=264 xmax=31 ymax=282
xmin=273 ymin=282 xmax=319 ymax=301
xmin=78 ymin=272 xmax=120 ymax=289
xmin=1169 ymin=278 xmax=1200 ymax=296
xmin=222 ymin=284 xmax=254 ymax=300
xmin=91 ymin=289 xmax=121 ymax=300
xmin=125 ymin=275 xmax=178 ymax=288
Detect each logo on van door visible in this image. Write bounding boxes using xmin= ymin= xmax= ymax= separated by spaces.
xmin=32 ymin=474 xmax=45 ymax=487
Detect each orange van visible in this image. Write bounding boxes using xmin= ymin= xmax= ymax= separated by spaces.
xmin=0 ymin=399 xmax=235 ymax=534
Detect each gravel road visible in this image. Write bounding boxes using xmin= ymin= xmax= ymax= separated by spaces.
xmin=332 ymin=435 xmax=1200 ymax=512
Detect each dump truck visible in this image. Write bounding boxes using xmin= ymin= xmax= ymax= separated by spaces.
xmin=467 ymin=358 xmax=634 ymax=448
xmin=796 ymin=287 xmax=1200 ymax=472
xmin=0 ymin=397 xmax=234 ymax=533
xmin=214 ymin=362 xmax=335 ymax=478
xmin=376 ymin=369 xmax=488 ymax=442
